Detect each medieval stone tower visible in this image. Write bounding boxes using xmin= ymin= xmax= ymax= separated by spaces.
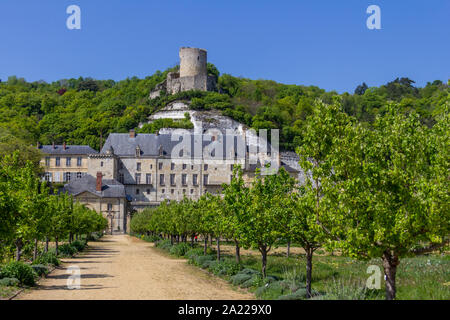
xmin=149 ymin=47 xmax=217 ymax=98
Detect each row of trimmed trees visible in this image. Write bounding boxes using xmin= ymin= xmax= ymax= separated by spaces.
xmin=0 ymin=151 xmax=108 ymax=262
xmin=131 ymin=101 xmax=449 ymax=300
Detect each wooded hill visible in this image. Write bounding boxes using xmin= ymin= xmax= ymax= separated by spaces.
xmin=0 ymin=65 xmax=448 ymax=164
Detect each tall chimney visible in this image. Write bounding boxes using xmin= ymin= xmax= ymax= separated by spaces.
xmin=63 ymin=142 xmax=66 ymax=150
xmin=96 ymin=172 xmax=102 ymax=192
xmin=36 ymin=141 xmax=40 ymax=149
xmin=129 ymin=129 xmax=136 ymax=138
xmin=52 ymin=141 xmax=55 ymax=149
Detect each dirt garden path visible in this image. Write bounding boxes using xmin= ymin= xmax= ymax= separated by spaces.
xmin=16 ymin=235 xmax=252 ymax=300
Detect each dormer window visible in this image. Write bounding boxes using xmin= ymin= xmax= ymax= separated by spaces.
xmin=135 ymin=146 xmax=141 ymax=157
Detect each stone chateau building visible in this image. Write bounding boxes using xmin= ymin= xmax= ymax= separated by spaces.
xmin=39 ymin=131 xmax=298 ymax=234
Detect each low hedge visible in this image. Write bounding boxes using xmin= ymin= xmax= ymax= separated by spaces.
xmin=71 ymin=240 xmax=87 ymax=252
xmin=192 ymin=255 xmax=215 ymax=268
xmin=58 ymin=244 xmax=78 ymax=256
xmin=0 ymin=277 xmax=20 ymax=287
xmin=231 ymin=273 xmax=252 ymax=286
xmin=277 ymin=288 xmax=308 ymax=300
xmin=32 ymin=252 xmax=60 ymax=267
xmin=87 ymin=232 xmax=103 ymax=241
xmin=140 ymin=234 xmax=162 ymax=242
xmin=0 ymin=261 xmax=35 ymax=286
xmin=169 ymin=243 xmax=191 ymax=257
xmin=31 ymin=264 xmax=49 ymax=277
xmin=185 ymin=248 xmax=204 ymax=260
xmin=155 ymin=239 xmax=173 ymax=250
xmin=209 ymin=259 xmax=241 ymax=276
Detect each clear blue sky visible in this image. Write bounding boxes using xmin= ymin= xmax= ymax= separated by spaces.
xmin=0 ymin=0 xmax=448 ymax=93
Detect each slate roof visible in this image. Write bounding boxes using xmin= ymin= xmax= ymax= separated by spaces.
xmin=39 ymin=145 xmax=98 ymax=155
xmin=101 ymin=133 xmax=250 ymax=159
xmin=245 ymin=160 xmax=298 ymax=173
xmin=63 ymin=174 xmax=126 ymax=198
xmin=281 ymin=161 xmax=299 ymax=173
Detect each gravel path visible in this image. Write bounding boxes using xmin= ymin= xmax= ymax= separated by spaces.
xmin=16 ymin=235 xmax=253 ymax=300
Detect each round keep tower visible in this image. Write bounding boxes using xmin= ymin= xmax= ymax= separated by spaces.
xmin=179 ymin=47 xmax=207 ymax=78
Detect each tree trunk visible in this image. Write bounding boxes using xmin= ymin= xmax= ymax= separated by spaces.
xmin=33 ymin=238 xmax=38 ymax=261
xmin=382 ymin=251 xmax=400 ymax=300
xmin=69 ymin=232 xmax=73 ymax=243
xmin=55 ymin=236 xmax=59 ymax=256
xmin=287 ymin=239 xmax=291 ymax=258
xmin=210 ymin=235 xmax=213 ymax=246
xmin=45 ymin=237 xmax=49 ymax=253
xmin=15 ymin=239 xmax=23 ymax=261
xmin=305 ymin=246 xmax=313 ymax=298
xmin=261 ymin=246 xmax=268 ymax=278
xmin=204 ymin=236 xmax=208 ymax=255
xmin=216 ymin=237 xmax=221 ymax=261
xmin=191 ymin=233 xmax=195 ymax=247
xmin=170 ymin=234 xmax=174 ymax=245
xmin=234 ymin=239 xmax=241 ymax=264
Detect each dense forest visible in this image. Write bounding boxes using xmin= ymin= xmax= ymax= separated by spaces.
xmin=0 ymin=64 xmax=448 ymax=163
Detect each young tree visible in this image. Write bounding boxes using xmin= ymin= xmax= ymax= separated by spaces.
xmin=196 ymin=195 xmax=214 ymax=254
xmin=293 ymin=99 xmax=353 ymax=296
xmin=222 ymin=165 xmax=249 ymax=263
xmin=239 ymin=167 xmax=295 ymax=277
xmin=0 ymin=153 xmax=38 ymax=260
xmin=48 ymin=193 xmax=72 ymax=255
xmin=286 ymin=189 xmax=323 ymax=298
xmin=208 ymin=194 xmax=226 ymax=261
xmin=322 ymin=105 xmax=450 ymax=300
xmin=30 ymin=182 xmax=52 ymax=260
xmin=0 ymin=176 xmax=15 ymax=260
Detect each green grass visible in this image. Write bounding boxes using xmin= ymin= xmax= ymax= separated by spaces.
xmin=0 ymin=285 xmax=21 ymax=299
xmin=133 ymin=234 xmax=450 ymax=300
xmin=238 ymin=252 xmax=449 ymax=300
